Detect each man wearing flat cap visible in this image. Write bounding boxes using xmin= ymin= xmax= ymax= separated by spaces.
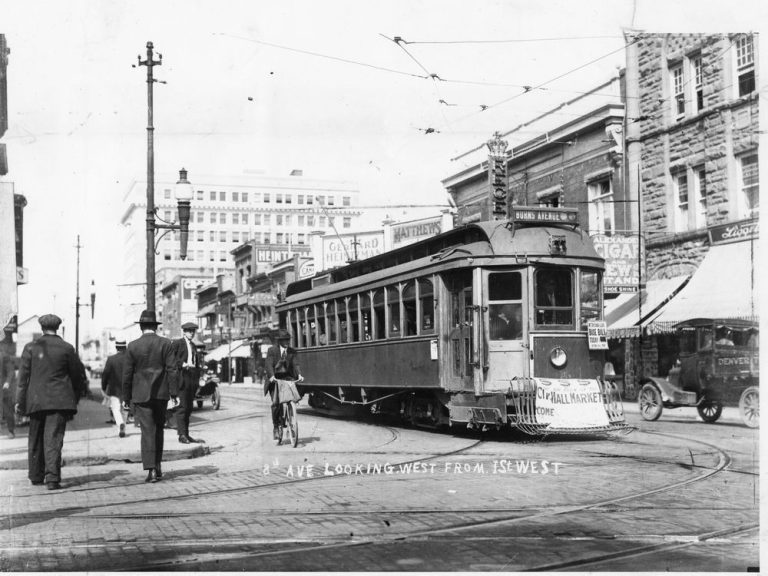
xmin=15 ymin=314 xmax=88 ymax=490
xmin=121 ymin=310 xmax=179 ymax=483
xmin=171 ymin=321 xmax=204 ymax=444
xmin=101 ymin=339 xmax=128 ymax=438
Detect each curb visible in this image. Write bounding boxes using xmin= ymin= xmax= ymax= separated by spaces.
xmin=0 ymin=444 xmax=213 ymax=470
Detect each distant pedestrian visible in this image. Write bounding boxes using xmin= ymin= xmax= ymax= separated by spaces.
xmin=15 ymin=314 xmax=88 ymax=490
xmin=264 ymin=330 xmax=303 ymax=440
xmin=101 ymin=339 xmax=128 ymax=438
xmin=121 ymin=310 xmax=179 ymax=483
xmin=171 ymin=322 xmax=204 ymax=444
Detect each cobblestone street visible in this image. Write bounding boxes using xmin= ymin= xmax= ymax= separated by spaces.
xmin=0 ymin=385 xmax=759 ymax=571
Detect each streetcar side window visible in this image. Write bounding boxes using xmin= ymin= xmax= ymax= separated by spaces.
xmin=306 ymin=306 xmax=316 ymax=347
xmin=419 ymin=278 xmax=435 ymax=334
xmin=338 ymin=298 xmax=350 ymax=343
xmin=403 ymin=282 xmax=417 ymax=336
xmin=327 ymin=301 xmax=337 ymax=344
xmin=361 ymin=292 xmax=373 ymax=341
xmin=579 ymin=270 xmax=601 ymax=327
xmin=535 ymin=268 xmax=573 ymax=327
xmin=348 ymin=295 xmax=360 ymax=342
xmin=373 ymin=289 xmax=385 ymax=339
xmin=488 ymin=272 xmax=522 ymax=340
xmin=315 ymin=303 xmax=327 ymax=346
xmin=387 ymin=285 xmax=401 ymax=337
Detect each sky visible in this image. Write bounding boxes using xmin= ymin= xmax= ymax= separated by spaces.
xmin=1 ymin=0 xmax=765 ymax=341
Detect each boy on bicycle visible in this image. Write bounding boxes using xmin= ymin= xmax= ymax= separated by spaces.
xmin=264 ymin=330 xmax=303 ymax=440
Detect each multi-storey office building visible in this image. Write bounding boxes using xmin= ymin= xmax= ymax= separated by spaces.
xmin=119 ymin=170 xmax=362 ymax=326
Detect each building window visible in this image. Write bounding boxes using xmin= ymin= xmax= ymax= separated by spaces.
xmin=242 ymin=231 xmax=249 ymax=241
xmin=197 ymin=230 xmax=204 ymax=242
xmin=232 ymin=231 xmax=239 ymax=243
xmin=209 ymin=231 xmax=215 ymax=242
xmin=285 ymin=194 xmax=292 ymax=204
xmin=264 ymin=214 xmax=271 ymax=225
xmin=276 ymin=233 xmax=284 ymax=244
xmin=210 ymin=191 xmax=216 ymax=201
xmin=327 ymin=196 xmax=335 ymax=206
xmin=197 ymin=250 xmax=204 ymax=261
xmin=587 ymin=178 xmax=614 ymax=234
xmin=209 ymin=251 xmax=215 ymax=262
xmin=164 ymin=188 xmax=171 ymax=199
xmin=220 ymin=231 xmax=227 ymax=242
xmin=219 ymin=251 xmax=227 ymax=262
xmin=671 ymin=64 xmax=685 ymax=119
xmin=276 ymin=193 xmax=283 ymax=204
xmin=736 ymin=35 xmax=755 ymax=97
xmin=276 ymin=215 xmax=283 ymax=226
xmin=242 ymin=192 xmax=248 ymax=202
xmin=317 ymin=195 xmax=325 ymax=205
xmin=694 ymin=167 xmax=707 ymax=228
xmin=320 ymin=216 xmax=326 ymax=227
xmin=537 ymin=191 xmax=561 ymax=208
xmin=210 ymin=213 xmax=216 ymax=224
xmin=285 ymin=215 xmax=292 ymax=226
xmin=219 ymin=191 xmax=226 ymax=202
xmin=298 ymin=195 xmax=304 ymax=204
xmin=692 ymin=55 xmax=704 ymax=112
xmin=306 ymin=195 xmax=313 ymax=205
xmin=232 ymin=192 xmax=239 ymax=202
xmin=264 ymin=193 xmax=270 ymax=203
xmin=297 ymin=233 xmax=305 ymax=245
xmin=197 ymin=211 xmax=204 ymax=223
xmin=254 ymin=214 xmax=261 ymax=225
xmin=163 ymin=210 xmax=171 ymax=222
xmin=164 ymin=250 xmax=171 ymax=261
xmin=243 ymin=213 xmax=249 ymax=225
xmin=263 ymin=233 xmax=270 ymax=244
xmin=233 ymin=213 xmax=239 ymax=225
xmin=343 ymin=217 xmax=351 ymax=228
xmin=253 ymin=232 xmax=261 ymax=243
xmin=738 ymin=153 xmax=759 ymax=218
xmin=298 ymin=215 xmax=305 ymax=226
xmin=343 ymin=196 xmax=351 ymax=207
xmin=307 ymin=215 xmax=315 ymax=227
xmin=674 ymin=172 xmax=689 ymax=233
xmin=196 ymin=190 xmax=204 ymax=201
xmin=220 ymin=213 xmax=227 ymax=224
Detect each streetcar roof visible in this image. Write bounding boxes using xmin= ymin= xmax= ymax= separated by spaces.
xmin=284 ymin=219 xmax=603 ymax=303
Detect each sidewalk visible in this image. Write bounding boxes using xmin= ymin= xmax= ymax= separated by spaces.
xmin=0 ymin=381 xmax=260 ymax=471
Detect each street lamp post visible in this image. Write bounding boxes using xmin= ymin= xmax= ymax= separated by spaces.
xmin=138 ymin=41 xmax=193 ymax=311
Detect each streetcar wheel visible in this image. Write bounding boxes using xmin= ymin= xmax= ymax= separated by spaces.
xmin=196 ymin=400 xmax=203 ymax=409
xmin=697 ymin=399 xmax=723 ymax=423
xmin=739 ymin=386 xmax=759 ymax=429
xmin=287 ymin=402 xmax=299 ymax=448
xmin=212 ymin=389 xmax=221 ymax=410
xmin=638 ymin=383 xmax=663 ymax=421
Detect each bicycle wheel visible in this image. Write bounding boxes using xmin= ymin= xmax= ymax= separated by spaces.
xmin=275 ymin=404 xmax=284 ymax=446
xmin=286 ymin=401 xmax=298 ymax=448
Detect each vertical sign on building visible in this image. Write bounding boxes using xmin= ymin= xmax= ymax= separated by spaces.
xmin=486 ymin=131 xmax=509 ymax=221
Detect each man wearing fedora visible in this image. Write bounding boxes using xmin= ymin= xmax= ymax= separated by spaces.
xmin=171 ymin=321 xmax=204 ymax=444
xmin=121 ymin=310 xmax=179 ymax=483
xmin=101 ymin=339 xmax=128 ymax=438
xmin=15 ymin=314 xmax=88 ymax=490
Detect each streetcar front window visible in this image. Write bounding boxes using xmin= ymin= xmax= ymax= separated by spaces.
xmin=535 ymin=268 xmax=573 ymax=327
xmin=579 ymin=270 xmax=601 ymax=327
xmin=488 ymin=271 xmax=523 ymax=340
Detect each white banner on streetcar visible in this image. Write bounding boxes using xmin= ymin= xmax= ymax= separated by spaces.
xmin=533 ymin=378 xmax=610 ymax=428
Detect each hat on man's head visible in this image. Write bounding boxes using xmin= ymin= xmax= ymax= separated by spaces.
xmin=115 ymin=339 xmax=127 ymax=349
xmin=39 ymin=314 xmax=62 ymax=331
xmin=136 ymin=309 xmax=161 ymax=325
xmin=273 ymin=329 xmax=291 ymax=341
xmin=181 ymin=322 xmax=198 ymax=331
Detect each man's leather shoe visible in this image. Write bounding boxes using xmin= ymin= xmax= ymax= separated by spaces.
xmin=46 ymin=482 xmax=61 ymax=490
xmin=273 ymin=427 xmax=280 ymax=440
xmin=188 ymin=436 xmax=205 ymax=443
xmin=119 ymin=424 xmax=126 ymax=438
xmin=145 ymin=469 xmax=158 ymax=483
xmin=30 ymin=480 xmax=44 ymax=486
xmin=155 ymin=464 xmax=163 ymax=480
xmin=178 ymin=435 xmax=191 ymax=444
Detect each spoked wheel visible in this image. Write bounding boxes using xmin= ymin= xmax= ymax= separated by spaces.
xmin=285 ymin=401 xmax=299 ymax=448
xmin=739 ymin=386 xmax=759 ymax=429
xmin=638 ymin=383 xmax=663 ymax=421
xmin=212 ymin=388 xmax=221 ymax=410
xmin=697 ymin=398 xmax=723 ymax=423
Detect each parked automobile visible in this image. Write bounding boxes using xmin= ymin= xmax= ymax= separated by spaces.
xmin=638 ymin=318 xmax=759 ymax=428
xmin=195 ymin=370 xmax=221 ymax=410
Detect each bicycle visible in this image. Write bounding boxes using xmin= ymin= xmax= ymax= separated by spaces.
xmin=273 ymin=378 xmax=300 ymax=447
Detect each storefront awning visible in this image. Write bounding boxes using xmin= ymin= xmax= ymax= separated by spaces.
xmin=197 ymin=303 xmax=217 ymax=317
xmin=205 ymin=339 xmax=252 ymax=362
xmin=646 ymin=241 xmax=759 ymax=335
xmin=604 ymin=275 xmax=690 ymax=339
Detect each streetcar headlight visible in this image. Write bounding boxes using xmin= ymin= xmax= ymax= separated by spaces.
xmin=550 ymin=346 xmax=567 ymax=368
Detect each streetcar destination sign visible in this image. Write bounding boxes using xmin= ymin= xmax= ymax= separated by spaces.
xmin=511 ymin=206 xmax=579 ymax=225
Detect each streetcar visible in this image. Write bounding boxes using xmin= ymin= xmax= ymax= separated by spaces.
xmin=277 ymin=206 xmax=627 ymax=435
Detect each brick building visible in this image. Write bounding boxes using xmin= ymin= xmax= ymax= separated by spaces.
xmin=621 ymin=32 xmax=759 ymax=385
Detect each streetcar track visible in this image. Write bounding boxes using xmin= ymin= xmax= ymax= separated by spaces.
xmin=114 ymin=428 xmax=745 ymax=571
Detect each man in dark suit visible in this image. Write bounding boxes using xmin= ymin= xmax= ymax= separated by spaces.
xmin=101 ymin=339 xmax=127 ymax=438
xmin=1 ymin=327 xmax=17 ymax=439
xmin=264 ymin=330 xmax=303 ymax=440
xmin=171 ymin=322 xmax=204 ymax=444
xmin=121 ymin=310 xmax=179 ymax=483
xmin=15 ymin=314 xmax=88 ymax=490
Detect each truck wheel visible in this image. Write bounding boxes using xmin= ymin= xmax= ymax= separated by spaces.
xmin=638 ymin=383 xmax=663 ymax=421
xmin=739 ymin=386 xmax=759 ymax=428
xmin=697 ymin=399 xmax=723 ymax=423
